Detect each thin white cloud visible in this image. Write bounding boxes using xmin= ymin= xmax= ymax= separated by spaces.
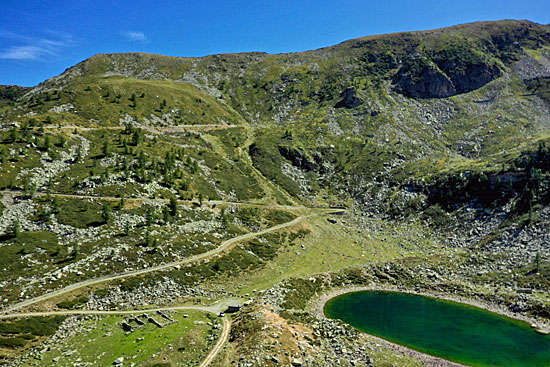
xmin=0 ymin=45 xmax=55 ymax=60
xmin=0 ymin=31 xmax=76 ymax=61
xmin=124 ymin=31 xmax=148 ymax=42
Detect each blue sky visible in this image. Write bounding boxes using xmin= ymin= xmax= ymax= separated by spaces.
xmin=1 ymin=0 xmax=549 ymax=86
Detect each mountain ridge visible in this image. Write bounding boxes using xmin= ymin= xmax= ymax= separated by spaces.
xmin=10 ymin=19 xmax=547 ymax=92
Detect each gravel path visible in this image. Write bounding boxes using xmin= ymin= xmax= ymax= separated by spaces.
xmin=3 ymin=212 xmax=324 ymax=313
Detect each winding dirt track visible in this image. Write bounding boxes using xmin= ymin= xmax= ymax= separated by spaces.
xmin=0 ymin=197 xmax=341 ymax=366
xmin=0 ymin=210 xmax=310 ymax=367
xmin=200 ymin=316 xmax=231 ymax=367
xmin=38 ymin=124 xmax=242 ymax=132
xmin=0 ymin=305 xmax=215 ymax=319
xmin=0 ymin=293 xmax=246 ymax=318
xmin=0 ymin=190 xmax=313 ymax=211
xmin=3 ymin=213 xmax=327 ymax=313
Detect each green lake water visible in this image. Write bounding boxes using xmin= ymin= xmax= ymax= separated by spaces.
xmin=324 ymin=290 xmax=550 ymax=367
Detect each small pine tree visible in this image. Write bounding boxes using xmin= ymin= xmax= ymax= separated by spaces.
xmin=52 ymin=197 xmax=60 ymax=213
xmin=118 ymin=195 xmax=125 ymax=210
xmin=103 ymin=141 xmax=112 ymax=157
xmin=169 ymin=196 xmax=178 ymax=217
xmin=221 ymin=208 xmax=228 ymax=226
xmin=10 ymin=127 xmax=19 ymax=143
xmin=145 ymin=229 xmax=151 ymax=246
xmin=58 ymin=135 xmax=66 ymax=148
xmin=189 ymin=160 xmax=198 ymax=174
xmin=146 ymin=207 xmax=155 ymax=227
xmin=12 ymin=220 xmax=20 ymax=238
xmin=72 ymin=243 xmax=80 ymax=259
xmin=75 ymin=145 xmax=82 ymax=163
xmin=132 ymin=130 xmax=142 ymax=146
xmin=102 ymin=204 xmax=112 ymax=224
xmin=44 ymin=135 xmax=51 ymax=151
xmin=21 ymin=124 xmax=31 ymax=141
xmin=163 ymin=208 xmax=171 ymax=223
xmin=23 ymin=176 xmax=30 ymax=195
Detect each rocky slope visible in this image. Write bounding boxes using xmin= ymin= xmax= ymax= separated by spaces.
xmin=2 ymin=19 xmax=550 ymax=367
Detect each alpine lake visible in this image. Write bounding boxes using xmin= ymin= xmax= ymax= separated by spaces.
xmin=324 ymin=290 xmax=550 ymax=367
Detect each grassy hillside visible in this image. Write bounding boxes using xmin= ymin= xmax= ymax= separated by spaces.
xmin=2 ymin=19 xmax=550 ymax=367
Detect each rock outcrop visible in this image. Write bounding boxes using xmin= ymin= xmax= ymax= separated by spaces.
xmin=335 ymin=87 xmax=363 ymax=108
xmin=392 ymin=54 xmax=502 ymax=98
xmin=278 ymin=146 xmax=318 ymax=172
xmin=393 ymin=58 xmax=456 ymax=98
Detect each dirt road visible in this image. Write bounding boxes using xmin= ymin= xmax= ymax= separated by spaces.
xmin=4 ymin=213 xmax=321 ymax=313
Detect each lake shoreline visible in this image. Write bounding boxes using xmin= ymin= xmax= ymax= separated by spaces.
xmin=311 ymin=285 xmax=550 ymax=367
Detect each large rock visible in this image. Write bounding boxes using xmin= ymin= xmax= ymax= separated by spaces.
xmin=335 ymin=87 xmax=363 ymax=108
